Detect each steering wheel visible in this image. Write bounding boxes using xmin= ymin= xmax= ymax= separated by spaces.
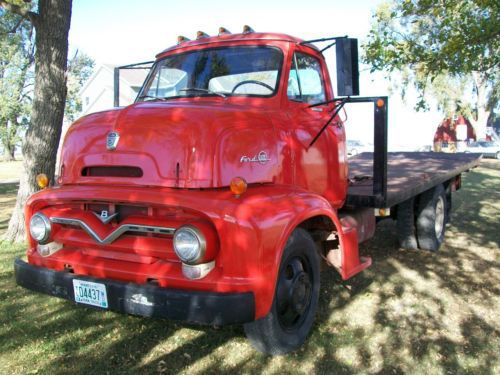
xmin=231 ymin=80 xmax=274 ymax=93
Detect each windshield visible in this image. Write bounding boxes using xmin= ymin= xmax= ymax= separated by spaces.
xmin=137 ymin=46 xmax=283 ymax=101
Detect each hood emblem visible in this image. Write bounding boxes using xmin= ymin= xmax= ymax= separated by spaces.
xmin=106 ymin=131 xmax=120 ymax=150
xmin=240 ymin=151 xmax=271 ymax=165
xmin=93 ymin=210 xmax=118 ymax=224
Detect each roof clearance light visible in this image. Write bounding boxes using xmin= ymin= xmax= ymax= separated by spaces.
xmin=242 ymin=25 xmax=255 ymax=34
xmin=230 ymin=176 xmax=248 ymax=197
xmin=196 ymin=31 xmax=210 ymax=40
xmin=218 ymin=27 xmax=231 ymax=36
xmin=376 ymin=99 xmax=385 ymax=108
xmin=177 ymin=35 xmax=190 ymax=44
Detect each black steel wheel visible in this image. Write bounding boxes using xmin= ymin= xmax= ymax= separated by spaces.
xmin=416 ymin=184 xmax=447 ymax=251
xmin=244 ymin=228 xmax=320 ymax=355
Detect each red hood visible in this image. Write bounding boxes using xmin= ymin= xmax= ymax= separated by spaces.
xmin=60 ymin=101 xmax=280 ymax=188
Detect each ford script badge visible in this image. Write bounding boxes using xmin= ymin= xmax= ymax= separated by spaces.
xmin=240 ymin=151 xmax=271 ymax=165
xmin=106 ymin=131 xmax=120 ymax=150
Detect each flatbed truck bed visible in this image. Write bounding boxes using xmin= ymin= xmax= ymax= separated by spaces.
xmin=346 ymin=152 xmax=482 ymax=208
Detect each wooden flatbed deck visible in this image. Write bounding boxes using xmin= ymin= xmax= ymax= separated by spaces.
xmin=345 ymin=152 xmax=482 ymax=208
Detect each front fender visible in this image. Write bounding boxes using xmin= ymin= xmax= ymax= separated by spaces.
xmin=220 ymin=184 xmax=339 ymax=318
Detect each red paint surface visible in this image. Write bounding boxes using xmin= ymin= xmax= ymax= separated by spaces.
xmin=25 ymin=33 xmax=370 ymax=319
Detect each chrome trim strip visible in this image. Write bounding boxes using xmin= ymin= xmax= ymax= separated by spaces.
xmin=50 ymin=217 xmax=176 ymax=244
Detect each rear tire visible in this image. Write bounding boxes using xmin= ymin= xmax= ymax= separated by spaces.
xmin=445 ymin=183 xmax=452 ymax=224
xmin=244 ymin=228 xmax=320 ymax=355
xmin=416 ymin=185 xmax=447 ymax=251
xmin=396 ymin=197 xmax=418 ymax=250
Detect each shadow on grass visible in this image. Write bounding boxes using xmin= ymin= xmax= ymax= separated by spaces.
xmin=0 ymin=163 xmax=498 ymax=374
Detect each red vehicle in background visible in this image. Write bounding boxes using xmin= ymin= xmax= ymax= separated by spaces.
xmin=15 ymin=27 xmax=480 ymax=354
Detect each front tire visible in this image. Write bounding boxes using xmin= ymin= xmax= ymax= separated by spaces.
xmin=416 ymin=185 xmax=447 ymax=251
xmin=244 ymin=228 xmax=320 ymax=355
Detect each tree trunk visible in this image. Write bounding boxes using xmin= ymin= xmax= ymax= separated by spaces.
xmin=5 ymin=0 xmax=72 ymax=242
xmin=469 ymin=71 xmax=490 ymax=140
xmin=2 ymin=139 xmax=15 ymax=161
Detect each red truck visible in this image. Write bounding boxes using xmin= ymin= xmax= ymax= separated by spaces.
xmin=15 ymin=27 xmax=480 ymax=355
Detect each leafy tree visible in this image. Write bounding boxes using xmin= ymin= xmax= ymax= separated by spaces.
xmin=1 ymin=0 xmax=72 ymax=242
xmin=0 ymin=8 xmax=33 ymax=161
xmin=65 ymin=51 xmax=94 ymax=122
xmin=364 ymin=0 xmax=499 ymax=139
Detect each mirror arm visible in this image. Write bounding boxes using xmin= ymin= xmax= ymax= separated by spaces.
xmin=308 ymin=97 xmax=349 ymax=150
xmin=308 ymin=97 xmax=345 ymax=108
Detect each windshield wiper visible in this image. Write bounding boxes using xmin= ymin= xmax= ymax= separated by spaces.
xmin=137 ymin=95 xmax=170 ymax=102
xmin=179 ymin=88 xmax=226 ymax=98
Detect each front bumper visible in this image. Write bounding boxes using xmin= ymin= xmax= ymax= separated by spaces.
xmin=14 ymin=258 xmax=255 ymax=325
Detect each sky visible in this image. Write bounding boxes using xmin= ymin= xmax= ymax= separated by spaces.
xmin=69 ymin=0 xmax=443 ymax=149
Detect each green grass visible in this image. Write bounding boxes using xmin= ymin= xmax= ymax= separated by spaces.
xmin=0 ymin=161 xmax=499 ymax=374
xmin=0 ymin=161 xmax=23 ymax=181
xmin=0 ymin=183 xmax=17 ymax=234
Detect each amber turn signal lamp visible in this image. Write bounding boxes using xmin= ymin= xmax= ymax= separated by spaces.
xmin=230 ymin=177 xmax=247 ymax=197
xmin=376 ymin=99 xmax=385 ymax=108
xmin=36 ymin=173 xmax=49 ymax=189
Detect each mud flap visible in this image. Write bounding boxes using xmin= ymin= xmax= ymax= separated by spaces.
xmin=326 ymin=220 xmax=372 ymax=280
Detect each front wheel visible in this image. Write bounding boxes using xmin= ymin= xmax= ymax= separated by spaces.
xmin=244 ymin=228 xmax=320 ymax=355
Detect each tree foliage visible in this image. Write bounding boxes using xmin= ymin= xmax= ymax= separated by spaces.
xmin=65 ymin=51 xmax=94 ymax=122
xmin=1 ymin=3 xmax=94 ymax=161
xmin=364 ymin=0 xmax=499 ymax=137
xmin=0 ymin=5 xmax=33 ymax=160
xmin=1 ymin=0 xmax=73 ymax=242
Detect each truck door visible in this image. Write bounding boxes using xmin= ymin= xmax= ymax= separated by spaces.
xmin=285 ymin=49 xmax=348 ymax=207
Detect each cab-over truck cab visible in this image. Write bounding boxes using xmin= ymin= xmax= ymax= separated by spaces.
xmin=15 ymin=28 xmax=479 ymax=355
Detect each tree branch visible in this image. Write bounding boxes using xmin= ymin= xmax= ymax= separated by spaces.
xmin=0 ymin=0 xmax=38 ymax=25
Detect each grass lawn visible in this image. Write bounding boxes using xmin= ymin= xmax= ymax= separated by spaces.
xmin=0 ymin=161 xmax=498 ymax=374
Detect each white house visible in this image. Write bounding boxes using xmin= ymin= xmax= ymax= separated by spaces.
xmin=79 ymin=64 xmax=150 ymax=116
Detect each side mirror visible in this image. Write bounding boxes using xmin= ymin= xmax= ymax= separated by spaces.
xmin=335 ymin=38 xmax=359 ymax=96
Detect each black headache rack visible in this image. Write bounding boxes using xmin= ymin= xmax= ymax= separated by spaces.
xmin=344 ymin=96 xmax=482 ymax=209
xmin=342 ymin=96 xmax=389 ymax=208
xmin=113 ymin=61 xmax=154 ymax=107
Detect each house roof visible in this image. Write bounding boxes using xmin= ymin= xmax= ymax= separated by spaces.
xmin=80 ymin=64 xmax=149 ymax=96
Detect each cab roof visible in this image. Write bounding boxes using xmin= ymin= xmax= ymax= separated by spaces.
xmin=156 ymin=32 xmax=319 ymax=58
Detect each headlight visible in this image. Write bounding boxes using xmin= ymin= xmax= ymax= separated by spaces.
xmin=29 ymin=212 xmax=51 ymax=244
xmin=173 ymin=225 xmax=206 ymax=264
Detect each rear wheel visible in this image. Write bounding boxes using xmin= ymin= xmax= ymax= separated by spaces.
xmin=244 ymin=228 xmax=320 ymax=355
xmin=416 ymin=185 xmax=447 ymax=251
xmin=396 ymin=197 xmax=418 ymax=250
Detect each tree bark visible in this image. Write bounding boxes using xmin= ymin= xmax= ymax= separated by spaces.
xmin=2 ymin=135 xmax=16 ymax=161
xmin=469 ymin=71 xmax=490 ymax=140
xmin=4 ymin=0 xmax=72 ymax=242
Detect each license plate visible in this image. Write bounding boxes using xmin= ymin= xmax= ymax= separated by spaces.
xmin=72 ymin=279 xmax=108 ymax=308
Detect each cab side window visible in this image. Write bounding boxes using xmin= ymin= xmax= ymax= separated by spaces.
xmin=287 ymin=52 xmax=326 ymax=104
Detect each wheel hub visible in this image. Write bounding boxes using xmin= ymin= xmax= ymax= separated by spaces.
xmin=291 ymin=272 xmax=311 ymax=315
xmin=276 ymin=257 xmax=313 ymax=329
xmin=435 ymin=196 xmax=445 ymax=237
